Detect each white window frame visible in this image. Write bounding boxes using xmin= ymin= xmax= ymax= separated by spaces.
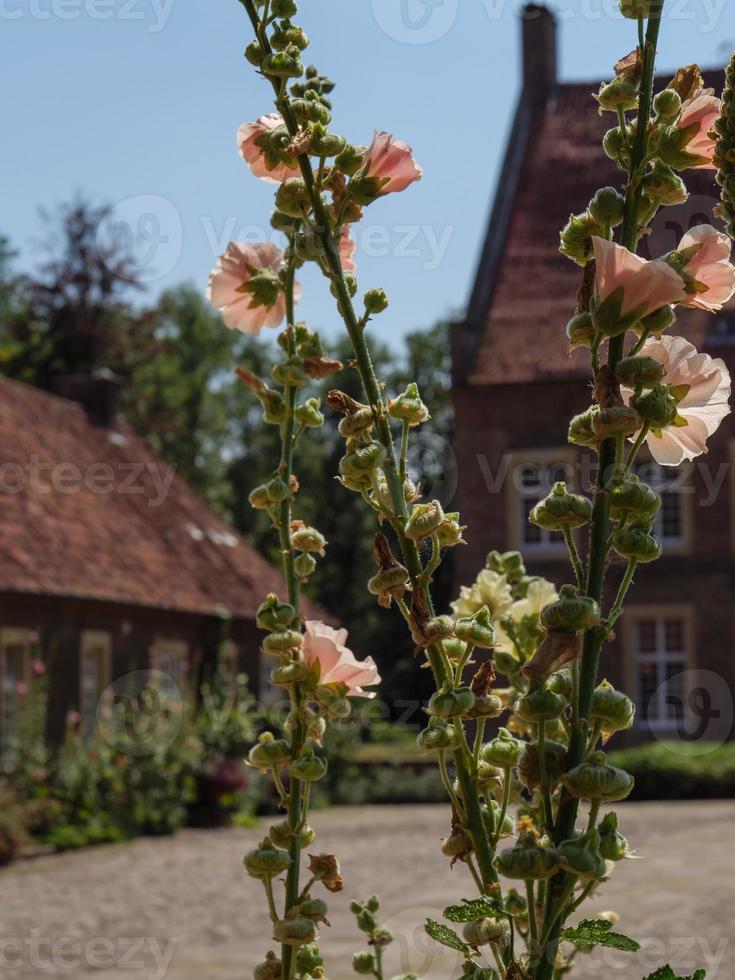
xmin=1 ymin=628 xmax=31 ymax=754
xmin=506 ymin=449 xmax=578 ymax=560
xmin=625 ymin=607 xmax=693 ymax=732
xmin=79 ymin=630 xmax=112 ymax=738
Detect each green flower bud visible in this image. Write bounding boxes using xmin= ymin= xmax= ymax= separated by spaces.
xmin=442 ymin=637 xmax=468 ymax=663
xmin=486 ymin=550 xmax=526 ymax=579
xmin=356 ymin=908 xmax=377 ymax=932
xmin=548 ymin=667 xmax=574 ymax=701
xmin=483 ymin=799 xmax=515 ymax=838
xmin=513 ymin=687 xmax=566 ymax=723
xmin=299 ymin=898 xmax=329 ymax=924
xmin=248 ymin=733 xmax=292 ymax=770
xmin=566 ymin=312 xmax=596 ymax=350
xmin=592 ymin=405 xmax=642 ymax=439
xmin=387 ymin=383 xmax=430 ymax=426
xmin=291 ymin=97 xmax=330 ymax=126
xmin=612 ymin=525 xmax=662 ymax=563
xmin=619 ymin=0 xmax=654 ymax=18
xmin=404 ymin=500 xmax=446 ymax=541
xmin=462 ymin=917 xmax=510 ymax=947
xmin=591 ymin=679 xmax=635 ymax=735
xmin=562 ymin=752 xmax=635 ymax=802
xmin=275 ymin=178 xmax=312 ymax=217
xmin=294 ymin=553 xmax=317 ymax=580
xmin=596 ymin=79 xmax=639 ymax=112
xmin=339 ymin=442 xmax=386 ymax=481
xmin=642 ymin=163 xmax=689 ymax=207
xmin=271 ymin=209 xmax=301 ymax=234
xmin=271 ymin=24 xmax=309 ymax=51
xmin=436 ymin=512 xmax=467 ymax=548
xmin=270 ymin=660 xmax=312 ymax=686
xmin=294 ymin=397 xmax=324 ymax=429
xmin=603 ymin=126 xmax=628 ymax=163
xmin=254 ymin=951 xmax=282 ymax=980
xmin=589 ymin=186 xmax=626 ymax=225
xmin=291 ymin=525 xmax=326 ymax=555
xmin=333 ymin=143 xmax=364 ymax=176
xmin=244 ymin=838 xmax=291 ymax=880
xmin=494 ymin=649 xmax=521 ymax=677
xmin=368 ymin=563 xmax=410 ymax=601
xmin=262 ymin=629 xmax=303 ymax=655
xmin=540 ymin=585 xmax=599 ymax=634
xmin=310 ymin=128 xmax=346 ymax=157
xmin=249 ymin=484 xmax=272 ymax=510
xmin=557 ymin=829 xmax=607 ymax=881
xmin=632 ymin=386 xmax=678 ymax=428
xmin=245 ymin=39 xmax=266 ymax=65
xmin=290 ymin=745 xmax=328 ymax=782
xmin=569 ymin=407 xmax=602 ymax=448
xmin=454 ymin=606 xmax=495 ymax=648
xmin=598 ymin=811 xmax=629 ymax=861
xmin=530 ymin=482 xmax=593 ymax=531
xmin=654 ymin=88 xmax=683 ymax=120
xmin=616 ymin=355 xmax=666 ymax=388
xmin=464 ymin=694 xmax=504 ymax=720
xmin=271 ymin=0 xmax=298 ymax=15
xmin=257 ymin=594 xmax=298 ymax=633
xmin=352 ymin=952 xmax=375 ymax=975
xmin=442 ymin=830 xmax=473 ymax=859
xmin=364 ymin=288 xmax=389 ymax=315
xmin=338 ymin=406 xmax=374 ymax=438
xmin=429 ymin=687 xmax=476 ymax=719
xmin=481 ymin=728 xmax=523 ymax=768
xmin=331 ymin=271 xmax=358 ymax=299
xmin=264 ymin=477 xmax=290 ymax=504
xmin=519 ymin=740 xmax=567 ymax=791
xmin=559 ymin=211 xmax=603 ymax=265
xmin=639 ymin=303 xmax=676 ymax=336
xmin=273 ymin=914 xmax=316 ymax=947
xmin=262 ymin=51 xmax=303 ymax=79
xmin=417 ymin=717 xmax=457 ymax=751
xmin=495 ymin=834 xmax=560 ymax=880
xmin=609 ymin=474 xmax=661 ymax=521
xmin=272 ymin=359 xmax=307 ymax=387
xmin=269 ymin=820 xmax=316 ymax=850
xmin=476 ymin=761 xmax=504 ymax=791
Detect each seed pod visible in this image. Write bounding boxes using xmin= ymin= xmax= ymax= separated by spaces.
xmin=338 ymin=406 xmax=374 ymax=438
xmin=566 ymin=311 xmax=596 ymax=350
xmin=291 ymin=525 xmax=327 ymax=555
xmin=262 ymin=629 xmax=304 ymax=656
xmin=530 ymin=482 xmax=593 ymax=531
xmin=248 ymin=733 xmax=291 ymax=770
xmin=254 ymin=951 xmax=282 ymax=980
xmin=612 ymin=525 xmax=662 ymax=563
xmin=299 ymin=898 xmax=329 ymax=924
xmin=249 ymin=484 xmax=272 ymax=510
xmin=476 ymin=761 xmax=504 ymax=792
xmin=270 ymin=661 xmax=312 ymax=686
xmin=540 ymin=585 xmax=599 ymax=634
xmin=387 ymin=382 xmax=430 ymax=426
xmin=257 ymin=594 xmax=299 ymax=633
xmin=598 ymin=811 xmax=630 ymax=861
xmin=632 ymin=386 xmax=678 ymax=428
xmin=591 ymin=679 xmax=635 ymax=735
xmin=294 ymin=397 xmax=325 ymax=429
xmin=494 ymin=834 xmax=560 ymax=880
xmin=295 ymin=945 xmax=323 ymax=974
xmin=464 ymin=694 xmax=504 ymax=720
xmin=454 ymin=606 xmax=496 ymax=648
xmin=560 ymin=211 xmax=603 ymax=266
xmin=518 ymin=739 xmax=567 ymax=791
xmin=430 ymin=687 xmax=476 ymax=719
xmin=609 ymin=474 xmax=661 ymax=522
xmin=481 ymin=728 xmax=523 ymax=768
xmin=266 ymin=477 xmax=291 ymax=503
xmin=462 ymin=917 xmax=511 ymax=948
xmin=441 ymin=831 xmax=473 ymax=859
xmin=562 ymin=752 xmax=635 ymax=802
xmin=568 ymin=407 xmax=602 ymax=448
xmin=557 ymin=829 xmax=607 ymax=881
xmin=482 ymin=799 xmax=515 ymax=838
xmin=352 ymin=952 xmax=375 ymax=975
xmin=290 ymin=745 xmax=328 ymax=783
xmin=244 ymin=838 xmax=291 ymax=880
xmin=592 ymin=405 xmax=642 ymax=439
xmin=417 ymin=717 xmax=457 ymax=752
xmin=436 ymin=512 xmax=466 ymax=548
xmin=272 ymin=914 xmax=317 ymax=947
xmin=339 ymin=442 xmax=386 ymax=481
xmin=595 ymin=79 xmax=639 ymax=112
xmin=513 ymin=687 xmax=566 ymax=723
xmin=616 ymin=355 xmax=666 ymax=389
xmin=589 ymin=186 xmax=626 ymax=225
xmin=404 ymin=500 xmax=446 ymax=542
xmin=269 ymin=820 xmax=316 ymax=850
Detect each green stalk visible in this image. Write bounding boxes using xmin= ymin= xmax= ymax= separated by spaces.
xmin=536 ymin=8 xmax=665 ymax=976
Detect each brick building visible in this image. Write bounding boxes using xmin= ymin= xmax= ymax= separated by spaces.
xmin=451 ymin=4 xmax=734 ymax=742
xmin=0 ymin=372 xmax=317 ymax=745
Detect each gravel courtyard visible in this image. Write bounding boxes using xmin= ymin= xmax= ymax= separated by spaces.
xmin=1 ymin=802 xmax=732 ymax=980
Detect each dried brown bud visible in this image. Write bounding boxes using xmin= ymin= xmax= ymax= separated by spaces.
xmin=303 ymin=356 xmax=343 ymax=380
xmin=593 ymin=364 xmax=622 ymax=409
xmin=286 ymin=129 xmax=312 ymax=156
xmin=614 ymin=48 xmax=641 ymax=85
xmin=522 ymin=632 xmax=581 ymax=684
xmin=307 ymin=853 xmax=344 ymax=892
xmin=326 ymin=389 xmax=367 ymax=416
xmin=235 ymin=366 xmax=268 ymax=394
xmin=470 ymin=659 xmax=497 ymax=697
xmin=576 ymin=261 xmax=596 ymax=314
xmin=667 ymin=64 xmax=704 ymax=102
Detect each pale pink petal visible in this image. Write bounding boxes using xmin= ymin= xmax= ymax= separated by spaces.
xmin=303 ymin=621 xmax=381 ymax=698
xmin=678 ymin=91 xmax=720 ymax=169
xmin=237 ymin=114 xmax=299 ymax=184
xmin=206 ymin=241 xmax=294 ymax=336
xmin=364 ymin=131 xmax=422 ymax=195
xmin=339 ymin=229 xmax=357 ymax=272
xmin=677 ymin=225 xmax=735 ymax=312
xmin=593 ymin=238 xmax=686 ymax=316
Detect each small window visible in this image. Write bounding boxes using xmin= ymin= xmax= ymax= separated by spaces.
xmin=513 ymin=458 xmax=574 ymax=557
xmin=632 ymin=615 xmax=689 ymax=730
xmin=79 ymin=631 xmax=112 ymax=738
xmin=151 ymin=638 xmax=189 ymax=701
xmin=634 ymin=462 xmax=688 ymax=548
xmin=1 ymin=630 xmax=31 ymax=755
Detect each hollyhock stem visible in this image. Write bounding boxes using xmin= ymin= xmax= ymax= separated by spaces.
xmin=536 ymin=8 xmax=665 ymax=977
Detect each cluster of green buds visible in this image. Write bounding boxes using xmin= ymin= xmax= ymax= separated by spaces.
xmin=715 ymin=53 xmax=735 ymax=239
xmin=350 ymin=896 xmax=398 ymax=977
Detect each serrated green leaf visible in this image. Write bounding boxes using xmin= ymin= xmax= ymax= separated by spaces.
xmin=643 ymin=967 xmax=706 ymax=980
xmin=561 ymin=918 xmax=640 ymax=952
xmin=443 ymin=898 xmax=504 ymax=923
xmin=424 ymin=918 xmax=471 ymax=955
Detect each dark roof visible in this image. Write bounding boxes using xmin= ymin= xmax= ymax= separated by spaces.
xmin=0 ymin=377 xmax=320 ymax=620
xmin=457 ymin=69 xmax=727 ymax=386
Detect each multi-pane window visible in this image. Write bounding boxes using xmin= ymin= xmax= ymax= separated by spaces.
xmin=633 ymin=615 xmax=688 ymax=729
xmin=1 ymin=630 xmax=30 ymax=756
xmin=634 ymin=462 xmax=686 ymax=547
xmin=515 ymin=459 xmax=573 ymax=555
xmin=79 ymin=631 xmax=111 ymax=738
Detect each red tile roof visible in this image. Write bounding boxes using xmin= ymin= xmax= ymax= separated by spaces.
xmin=461 ymin=70 xmax=726 ymax=386
xmin=0 ymin=377 xmax=320 ymax=620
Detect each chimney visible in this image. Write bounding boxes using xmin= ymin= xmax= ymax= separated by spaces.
xmin=53 ymin=368 xmax=122 ymax=428
xmin=522 ymin=3 xmax=557 ymax=102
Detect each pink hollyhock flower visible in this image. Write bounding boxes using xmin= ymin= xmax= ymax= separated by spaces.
xmin=339 ymin=229 xmax=357 ymax=272
xmin=207 ymin=242 xmax=300 ymax=335
xmin=673 ymin=225 xmax=735 ymax=313
xmin=631 ymin=335 xmax=731 ymax=465
xmin=363 ymin=132 xmax=423 ymax=195
xmin=31 ymin=659 xmax=45 ymax=677
xmin=677 ymin=89 xmax=720 ymax=169
xmin=16 ymin=681 xmax=28 ymax=696
xmin=237 ymin=114 xmax=299 ymax=184
xmin=303 ymin=622 xmax=380 ymax=699
xmin=593 ymin=237 xmax=686 ymax=318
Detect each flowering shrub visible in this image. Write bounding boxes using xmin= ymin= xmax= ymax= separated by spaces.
xmin=219 ymin=1 xmax=735 ymax=978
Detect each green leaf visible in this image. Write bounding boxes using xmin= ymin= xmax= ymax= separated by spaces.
xmin=424 ymin=919 xmax=471 ymax=955
xmin=643 ymin=968 xmax=706 ymax=980
xmin=443 ymin=898 xmax=505 ymax=923
xmin=561 ymin=918 xmax=640 ymax=952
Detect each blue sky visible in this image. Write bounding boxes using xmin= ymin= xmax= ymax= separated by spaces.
xmin=2 ymin=0 xmax=734 ymax=347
